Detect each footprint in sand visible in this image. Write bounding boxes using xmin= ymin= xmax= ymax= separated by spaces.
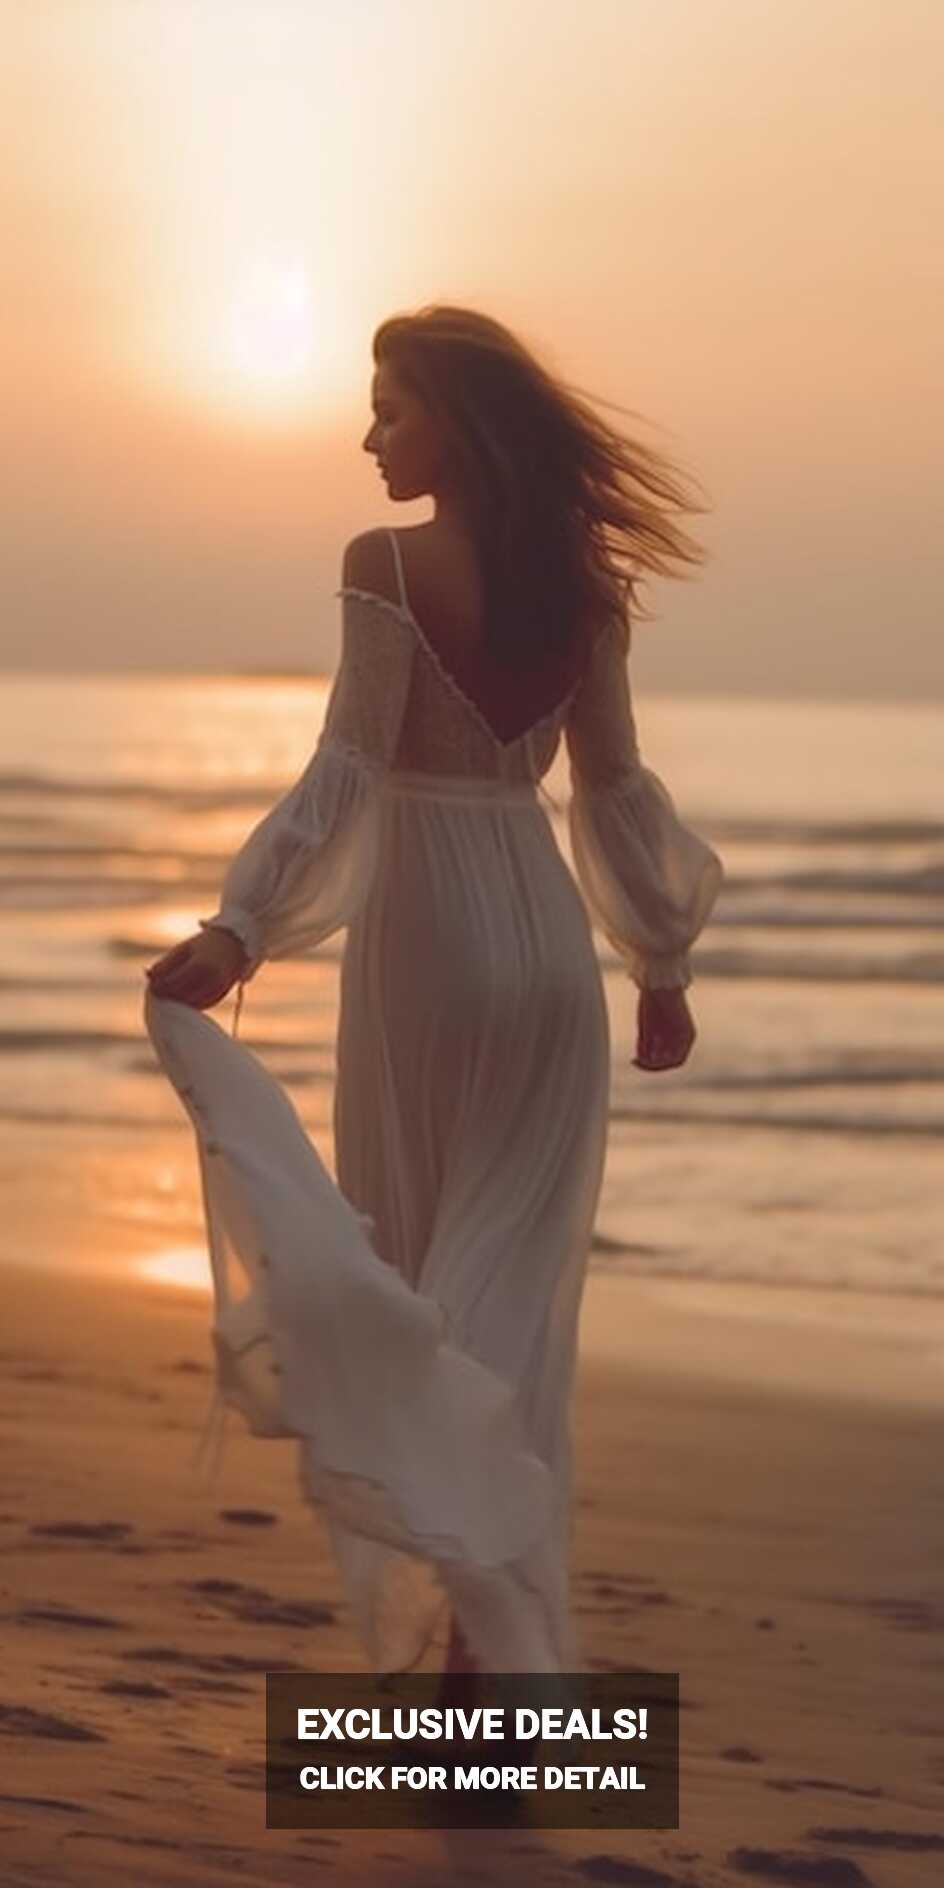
xmin=120 ymin=1645 xmax=303 ymax=1677
xmin=10 ymin=1366 xmax=68 ymax=1383
xmin=172 ymin=1676 xmax=255 ymax=1696
xmin=822 ymin=1593 xmax=944 ymax=1634
xmin=573 ymin=1863 xmax=690 ymax=1886
xmin=0 ymin=1791 xmax=88 ymax=1814
xmin=580 ymin=1570 xmax=664 ymax=1585
xmin=218 ymin=1507 xmax=279 ymax=1527
xmin=576 ymin=1570 xmax=680 ymax=1611
xmin=17 ymin=1603 xmax=127 ymax=1630
xmin=68 ymin=1831 xmax=185 ymax=1854
xmin=808 ymin=1826 xmax=944 ymax=1854
xmin=29 ymin=1520 xmax=134 ymax=1543
xmin=766 ymin=1780 xmax=884 ymax=1800
xmin=183 ymin=1577 xmax=335 ymax=1629
xmin=0 ymin=1703 xmax=107 ymax=1744
xmin=225 ymin=1761 xmax=267 ymax=1792
xmin=100 ymin=1679 xmax=172 ymax=1700
xmin=726 ymin=1846 xmax=875 ymax=1884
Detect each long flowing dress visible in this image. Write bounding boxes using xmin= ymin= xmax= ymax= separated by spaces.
xmin=143 ymin=526 xmax=724 ymax=1678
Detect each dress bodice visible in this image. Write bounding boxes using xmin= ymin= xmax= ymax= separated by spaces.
xmin=334 ymin=584 xmax=575 ymax=787
xmin=335 ymin=523 xmax=585 ymax=789
xmin=197 ymin=528 xmax=725 ymax=1000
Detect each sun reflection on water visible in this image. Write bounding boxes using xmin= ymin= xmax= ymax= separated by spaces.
xmin=137 ymin=1246 xmax=212 ymax=1293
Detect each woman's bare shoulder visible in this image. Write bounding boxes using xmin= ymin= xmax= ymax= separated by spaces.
xmin=341 ymin=527 xmax=400 ymax=601
xmin=342 ymin=522 xmax=462 ymax=614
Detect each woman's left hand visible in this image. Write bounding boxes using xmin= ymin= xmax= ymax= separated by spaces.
xmin=632 ymin=985 xmax=696 ymax=1072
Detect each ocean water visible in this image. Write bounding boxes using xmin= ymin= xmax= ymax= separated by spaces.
xmin=2 ymin=674 xmax=941 ymax=1300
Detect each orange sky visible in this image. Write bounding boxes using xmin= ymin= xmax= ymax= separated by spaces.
xmin=2 ymin=0 xmax=940 ymax=697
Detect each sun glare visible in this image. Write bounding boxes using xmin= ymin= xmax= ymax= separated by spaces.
xmin=152 ymin=245 xmax=348 ymax=425
xmin=226 ymin=255 xmax=315 ymax=394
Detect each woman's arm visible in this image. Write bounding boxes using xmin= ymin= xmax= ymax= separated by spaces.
xmin=564 ymin=615 xmax=724 ymax=1070
xmin=146 ymin=540 xmax=416 ymax=1005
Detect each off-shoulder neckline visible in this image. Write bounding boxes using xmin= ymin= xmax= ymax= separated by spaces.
xmin=333 ymin=584 xmax=587 ymax=749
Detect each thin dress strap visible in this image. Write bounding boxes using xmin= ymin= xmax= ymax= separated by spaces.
xmin=386 ymin=528 xmax=410 ymax=616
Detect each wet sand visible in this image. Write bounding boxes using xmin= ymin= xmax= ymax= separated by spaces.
xmin=3 ymin=1222 xmax=943 ymax=1885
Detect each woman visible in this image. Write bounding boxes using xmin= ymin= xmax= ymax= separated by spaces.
xmin=144 ymin=304 xmax=724 ymax=1700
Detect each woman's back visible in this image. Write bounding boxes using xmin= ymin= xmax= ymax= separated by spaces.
xmin=335 ymin=524 xmax=591 ymax=783
xmin=388 ymin=520 xmax=490 ymax=665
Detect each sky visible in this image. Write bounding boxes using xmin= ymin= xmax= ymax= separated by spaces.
xmin=1 ymin=0 xmax=941 ymax=699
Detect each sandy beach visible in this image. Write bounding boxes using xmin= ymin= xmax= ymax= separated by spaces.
xmin=3 ymin=1159 xmax=943 ymax=1888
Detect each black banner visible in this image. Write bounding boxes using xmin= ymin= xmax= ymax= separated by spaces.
xmin=265 ymin=1669 xmax=679 ymax=1831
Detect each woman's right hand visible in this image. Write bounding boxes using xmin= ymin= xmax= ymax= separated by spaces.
xmin=145 ymin=927 xmax=248 ymax=1010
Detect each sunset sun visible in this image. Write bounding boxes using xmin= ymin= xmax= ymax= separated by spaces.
xmin=226 ymin=255 xmax=315 ymax=391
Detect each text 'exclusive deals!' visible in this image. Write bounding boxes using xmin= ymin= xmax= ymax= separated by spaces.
xmin=266 ymin=1672 xmax=679 ymax=1830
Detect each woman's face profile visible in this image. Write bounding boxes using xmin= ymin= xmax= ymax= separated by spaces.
xmin=362 ymin=363 xmax=451 ymax=501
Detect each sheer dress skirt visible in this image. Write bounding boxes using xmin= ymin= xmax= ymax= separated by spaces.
xmin=144 ymin=767 xmax=610 ymax=1680
xmin=332 ymin=769 xmax=610 ymax=1674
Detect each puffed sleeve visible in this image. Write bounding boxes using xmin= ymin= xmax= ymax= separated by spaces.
xmin=564 ymin=614 xmax=724 ymax=991
xmin=197 ymin=588 xmax=415 ymax=981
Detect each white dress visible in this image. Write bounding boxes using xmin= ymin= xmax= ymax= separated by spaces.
xmin=144 ymin=526 xmax=724 ymax=1678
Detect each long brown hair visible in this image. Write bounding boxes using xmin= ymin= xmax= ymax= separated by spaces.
xmin=372 ymin=303 xmax=711 ymax=674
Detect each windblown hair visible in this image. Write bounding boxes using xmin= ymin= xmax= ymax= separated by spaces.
xmin=372 ymin=302 xmax=712 ymax=674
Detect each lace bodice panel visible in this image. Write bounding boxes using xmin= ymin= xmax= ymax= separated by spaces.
xmin=334 ymin=586 xmax=572 ymax=784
